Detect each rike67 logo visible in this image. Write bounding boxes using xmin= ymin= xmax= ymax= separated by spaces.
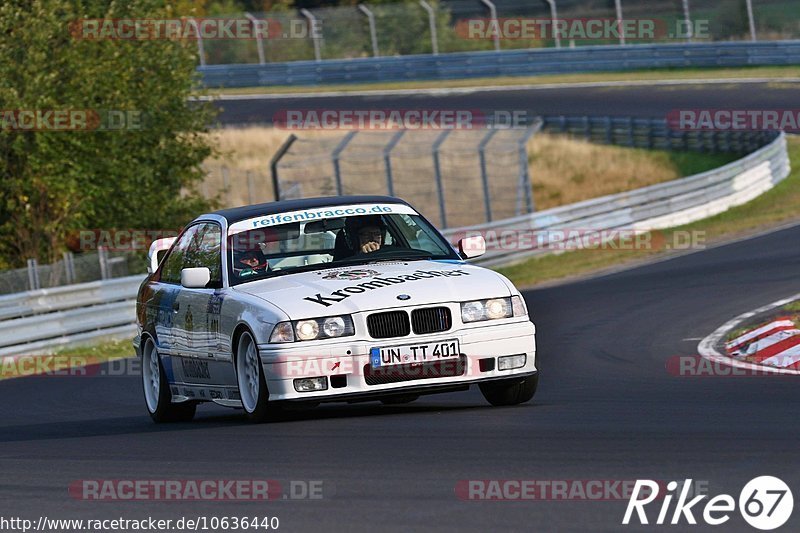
xmin=623 ymin=477 xmax=793 ymax=530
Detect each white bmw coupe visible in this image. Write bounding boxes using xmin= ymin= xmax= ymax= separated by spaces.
xmin=135 ymin=196 xmax=537 ymax=422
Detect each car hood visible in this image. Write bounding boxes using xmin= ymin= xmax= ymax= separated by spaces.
xmin=233 ymin=260 xmax=511 ymax=319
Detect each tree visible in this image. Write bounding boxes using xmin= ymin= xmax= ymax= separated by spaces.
xmin=0 ymin=0 xmax=215 ymax=268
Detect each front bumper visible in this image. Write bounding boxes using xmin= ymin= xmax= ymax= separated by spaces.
xmin=258 ymin=319 xmax=536 ymax=401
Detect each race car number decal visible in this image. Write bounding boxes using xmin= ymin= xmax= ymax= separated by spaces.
xmin=370 ymin=339 xmax=460 ymax=369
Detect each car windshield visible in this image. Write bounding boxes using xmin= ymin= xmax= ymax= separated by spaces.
xmin=227 ymin=203 xmax=459 ymax=285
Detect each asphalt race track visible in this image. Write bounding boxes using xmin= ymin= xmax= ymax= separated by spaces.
xmin=212 ymin=81 xmax=800 ymax=126
xmin=1 ymin=223 xmax=799 ymax=531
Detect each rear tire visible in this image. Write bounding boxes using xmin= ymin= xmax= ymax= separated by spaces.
xmin=479 ymin=374 xmax=538 ymax=407
xmin=235 ymin=330 xmax=273 ymax=422
xmin=141 ymin=338 xmax=196 ymax=423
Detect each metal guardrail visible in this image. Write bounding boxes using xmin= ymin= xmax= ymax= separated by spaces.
xmin=0 ymin=131 xmax=790 ymax=356
xmin=0 ymin=275 xmax=144 ymax=357
xmin=540 ymin=116 xmax=777 ymax=154
xmin=0 ymin=275 xmax=143 ymax=321
xmin=198 ymin=41 xmax=800 ymax=88
xmin=442 ymin=132 xmax=790 ymax=266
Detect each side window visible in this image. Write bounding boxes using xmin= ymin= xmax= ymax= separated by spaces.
xmin=159 ymin=226 xmax=200 ymax=284
xmin=184 ymin=223 xmax=222 ymax=286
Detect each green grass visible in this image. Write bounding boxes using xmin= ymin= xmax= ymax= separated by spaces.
xmin=56 ymin=338 xmax=135 ymax=360
xmin=497 ymin=136 xmax=800 ymax=288
xmin=202 ymin=65 xmax=800 ymax=96
xmin=784 ymin=301 xmax=800 ymax=314
xmin=665 ymin=151 xmax=741 ymax=178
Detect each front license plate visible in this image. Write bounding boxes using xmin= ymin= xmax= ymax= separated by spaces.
xmin=370 ymin=339 xmax=460 ymax=369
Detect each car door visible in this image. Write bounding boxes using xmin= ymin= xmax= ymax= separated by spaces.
xmin=170 ymin=222 xmax=229 ymax=399
xmin=149 ymin=224 xmax=202 ymax=358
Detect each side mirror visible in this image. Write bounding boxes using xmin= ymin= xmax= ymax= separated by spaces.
xmin=181 ymin=267 xmax=211 ymax=289
xmin=457 ymin=235 xmax=486 ymax=259
xmin=148 ymin=237 xmax=177 ymax=274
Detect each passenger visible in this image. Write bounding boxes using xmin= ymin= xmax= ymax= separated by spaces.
xmin=234 ymin=249 xmax=269 ymax=278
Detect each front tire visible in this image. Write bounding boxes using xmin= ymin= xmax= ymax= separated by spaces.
xmin=141 ymin=338 xmax=196 ymax=422
xmin=235 ymin=330 xmax=272 ymax=422
xmin=479 ymin=374 xmax=538 ymax=407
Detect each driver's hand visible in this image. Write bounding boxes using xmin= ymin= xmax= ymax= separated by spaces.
xmin=360 ymin=241 xmax=380 ymax=253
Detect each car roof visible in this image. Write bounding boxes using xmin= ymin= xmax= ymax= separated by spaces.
xmin=207 ymin=195 xmax=411 ymax=224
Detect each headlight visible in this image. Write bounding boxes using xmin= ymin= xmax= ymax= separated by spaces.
xmin=270 ymin=315 xmax=355 ymax=343
xmin=461 ymin=301 xmax=484 ymax=323
xmin=485 ymin=298 xmax=510 ymax=319
xmin=295 ymin=320 xmax=319 ymax=341
xmin=461 ymin=297 xmax=513 ymax=323
xmin=322 ymin=316 xmax=346 ymax=337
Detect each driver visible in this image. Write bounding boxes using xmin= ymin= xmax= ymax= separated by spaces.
xmin=234 ymin=249 xmax=269 ymax=278
xmin=345 ymin=215 xmax=387 ymax=255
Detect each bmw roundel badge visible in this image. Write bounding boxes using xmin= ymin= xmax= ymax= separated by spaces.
xmin=397 ymin=294 xmax=411 ymax=301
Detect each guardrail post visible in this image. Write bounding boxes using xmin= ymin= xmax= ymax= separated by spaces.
xmin=63 ymin=252 xmax=75 ymax=285
xmin=681 ymin=0 xmax=693 ymax=42
xmin=332 ymin=131 xmax=358 ymax=196
xmin=480 ymin=0 xmax=500 ymax=52
xmin=544 ymin=0 xmax=561 ymax=48
xmin=478 ymin=129 xmax=499 ymax=222
xmin=26 ymin=259 xmax=40 ymax=291
xmin=245 ymin=12 xmax=266 ymax=64
xmin=518 ymin=119 xmax=543 ymax=214
xmin=745 ymin=0 xmax=757 ymax=41
xmin=626 ymin=117 xmax=634 ymax=146
xmin=383 ymin=130 xmax=405 ymax=196
xmin=432 ymin=130 xmax=451 ymax=228
xmin=418 ymin=0 xmax=439 ymax=55
xmin=301 ymin=9 xmax=322 ymax=61
xmin=615 ymin=0 xmax=625 ymax=46
xmin=98 ymin=247 xmax=109 ymax=280
xmin=187 ymin=19 xmax=206 ymax=67
xmin=358 ymin=4 xmax=380 ymax=57
xmin=582 ymin=116 xmax=591 ymax=140
xmin=647 ymin=119 xmax=656 ymax=149
xmin=270 ymin=134 xmax=297 ymax=201
xmin=604 ymin=116 xmax=612 ymax=144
